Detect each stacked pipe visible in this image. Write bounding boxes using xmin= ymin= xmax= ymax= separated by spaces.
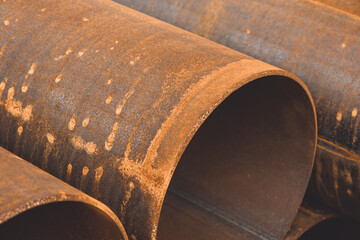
xmin=0 ymin=0 xmax=358 ymax=239
xmin=114 ymin=0 xmax=360 ymax=230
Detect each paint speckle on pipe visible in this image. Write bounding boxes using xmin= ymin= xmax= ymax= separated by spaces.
xmin=116 ymin=88 xmax=135 ymax=115
xmin=21 ymin=85 xmax=28 ymax=93
xmin=55 ymin=74 xmax=62 ymax=83
xmin=82 ymin=117 xmax=90 ymax=127
xmin=95 ymin=166 xmax=103 ymax=182
xmin=4 ymin=20 xmax=9 ymax=26
xmin=22 ymin=105 xmax=33 ymax=121
xmin=106 ymin=78 xmax=113 ymax=85
xmin=46 ymin=133 xmax=55 ymax=144
xmin=82 ymin=166 xmax=89 ymax=176
xmin=105 ymin=95 xmax=113 ymax=104
xmin=17 ymin=126 xmax=23 ymax=136
xmin=77 ymin=51 xmax=85 ymax=57
xmin=105 ymin=122 xmax=120 ymax=151
xmin=336 ymin=112 xmax=342 ymax=121
xmin=55 ymin=48 xmax=72 ymax=61
xmin=71 ymin=135 xmax=97 ymax=154
xmin=26 ymin=63 xmax=37 ymax=76
xmin=82 ymin=17 xmax=89 ymax=22
xmin=352 ymin=108 xmax=357 ymax=117
xmin=68 ymin=117 xmax=76 ymax=130
xmin=67 ymin=164 xmax=72 ymax=176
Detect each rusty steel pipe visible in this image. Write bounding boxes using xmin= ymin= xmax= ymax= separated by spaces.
xmin=0 ymin=147 xmax=127 ymax=240
xmin=0 ymin=0 xmax=316 ymax=239
xmin=285 ymin=200 xmax=360 ymax=240
xmin=114 ymin=0 xmax=360 ymax=220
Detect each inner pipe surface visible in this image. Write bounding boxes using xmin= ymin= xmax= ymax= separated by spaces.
xmin=0 ymin=201 xmax=125 ymax=240
xmin=158 ymin=76 xmax=316 ymax=239
xmin=299 ymin=218 xmax=360 ymax=240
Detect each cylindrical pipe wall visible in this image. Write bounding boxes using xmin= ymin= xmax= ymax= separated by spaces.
xmin=0 ymin=147 xmax=127 ymax=240
xmin=113 ymin=0 xmax=360 ymax=220
xmin=0 ymin=0 xmax=317 ymax=239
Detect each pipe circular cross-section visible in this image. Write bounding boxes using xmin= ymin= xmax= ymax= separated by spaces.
xmin=0 ymin=147 xmax=127 ymax=240
xmin=0 ymin=0 xmax=316 ymax=239
xmin=114 ymin=0 xmax=360 ymax=221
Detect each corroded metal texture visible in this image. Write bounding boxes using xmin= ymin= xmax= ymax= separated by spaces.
xmin=284 ymin=201 xmax=337 ymax=240
xmin=308 ymin=138 xmax=360 ymax=220
xmin=114 ymin=0 xmax=360 ymax=220
xmin=314 ymin=0 xmax=360 ymax=15
xmin=0 ymin=0 xmax=316 ymax=239
xmin=0 ymin=147 xmax=127 ymax=240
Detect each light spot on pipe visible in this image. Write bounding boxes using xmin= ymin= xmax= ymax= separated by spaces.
xmin=68 ymin=117 xmax=76 ymax=130
xmin=0 ymin=80 xmax=6 ymax=97
xmin=129 ymin=61 xmax=135 ymax=65
xmin=82 ymin=17 xmax=89 ymax=22
xmin=55 ymin=48 xmax=72 ymax=61
xmin=21 ymin=85 xmax=28 ymax=93
xmin=105 ymin=95 xmax=113 ymax=104
xmin=46 ymin=133 xmax=55 ymax=144
xmin=17 ymin=126 xmax=23 ymax=136
xmin=82 ymin=166 xmax=89 ymax=176
xmin=95 ymin=166 xmax=103 ymax=182
xmin=27 ymin=63 xmax=37 ymax=76
xmin=246 ymin=29 xmax=251 ymax=34
xmin=105 ymin=122 xmax=120 ymax=151
xmin=115 ymin=40 xmax=119 ymax=44
xmin=352 ymin=108 xmax=358 ymax=117
xmin=4 ymin=20 xmax=9 ymax=26
xmin=82 ymin=117 xmax=90 ymax=127
xmin=55 ymin=74 xmax=62 ymax=83
xmin=95 ymin=50 xmax=100 ymax=53
xmin=77 ymin=51 xmax=85 ymax=57
xmin=22 ymin=105 xmax=33 ymax=121
xmin=336 ymin=111 xmax=342 ymax=122
xmin=40 ymin=8 xmax=46 ymax=12
xmin=71 ymin=135 xmax=97 ymax=154
xmin=341 ymin=43 xmax=346 ymax=48
xmin=67 ymin=164 xmax=72 ymax=176
xmin=66 ymin=163 xmax=72 ymax=182
xmin=106 ymin=78 xmax=113 ymax=85
xmin=116 ymin=88 xmax=135 ymax=115
xmin=110 ymin=47 xmax=114 ymax=50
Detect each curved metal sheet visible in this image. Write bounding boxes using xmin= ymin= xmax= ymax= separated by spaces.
xmin=0 ymin=147 xmax=127 ymax=240
xmin=113 ymin=0 xmax=360 ymax=221
xmin=0 ymin=0 xmax=317 ymax=239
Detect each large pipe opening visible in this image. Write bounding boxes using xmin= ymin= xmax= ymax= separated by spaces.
xmin=299 ymin=218 xmax=360 ymax=240
xmin=0 ymin=201 xmax=125 ymax=240
xmin=158 ymin=76 xmax=316 ymax=239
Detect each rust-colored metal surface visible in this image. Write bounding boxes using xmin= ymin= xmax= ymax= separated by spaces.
xmin=0 ymin=147 xmax=127 ymax=240
xmin=114 ymin=0 xmax=360 ymax=221
xmin=285 ymin=200 xmax=360 ymax=240
xmin=0 ymin=0 xmax=317 ymax=239
xmin=284 ymin=201 xmax=337 ymax=240
xmin=314 ymin=0 xmax=360 ymax=15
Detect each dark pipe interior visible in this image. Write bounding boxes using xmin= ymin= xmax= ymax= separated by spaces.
xmin=158 ymin=76 xmax=316 ymax=239
xmin=0 ymin=201 xmax=124 ymax=240
xmin=299 ymin=218 xmax=360 ymax=240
